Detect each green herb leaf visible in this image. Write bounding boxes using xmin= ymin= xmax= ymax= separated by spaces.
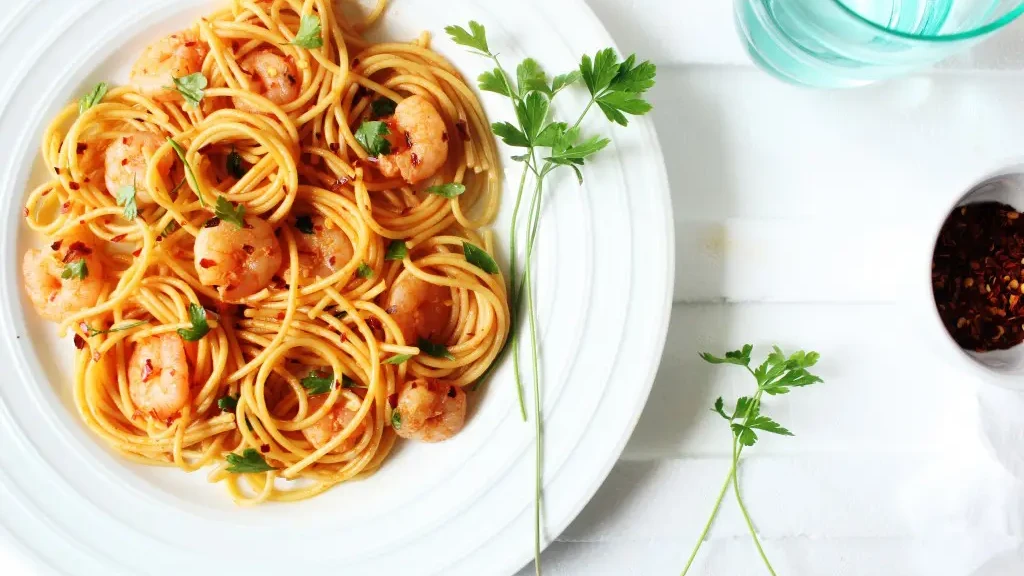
xmin=699 ymin=344 xmax=753 ymax=367
xmin=61 ymin=260 xmax=88 ymax=280
xmin=385 ymin=240 xmax=407 ymax=261
xmin=731 ymin=423 xmax=758 ymax=447
xmin=342 ymin=375 xmax=361 ymax=389
xmin=444 ymin=21 xmax=489 ymax=55
xmin=596 ymin=91 xmax=653 ymax=126
xmin=491 ymin=121 xmax=529 ymax=148
xmin=384 ymin=353 xmax=413 ymax=365
xmin=747 ymin=415 xmax=794 ymax=437
xmin=580 ymin=48 xmax=621 ymax=97
xmin=161 ymin=220 xmax=180 ymax=238
xmin=78 ymin=82 xmax=108 ymax=115
xmin=546 ymin=134 xmax=610 ymax=165
xmin=218 ymin=395 xmax=238 ymax=412
xmin=87 ymin=320 xmax=148 ymax=337
xmin=610 ymin=54 xmax=657 ymax=94
xmin=226 ymin=148 xmax=247 ymax=179
xmin=300 ymin=370 xmax=334 ymax=395
xmin=225 ymin=448 xmax=276 ymax=473
xmin=418 ymin=338 xmax=454 ymax=360
xmin=290 ymin=14 xmax=324 ymax=49
xmin=116 ymin=181 xmax=138 ymax=221
xmin=535 ymin=122 xmax=568 ymax=147
xmin=479 ymin=68 xmax=514 ymax=97
xmin=463 ymin=241 xmax=499 ymax=274
xmin=391 ymin=410 xmax=402 ymax=430
xmin=515 ymin=91 xmax=549 ymax=144
xmin=426 ymin=182 xmax=466 ymax=199
xmin=517 ymin=58 xmax=549 ymax=95
xmin=172 ymin=72 xmax=207 ymax=107
xmin=355 ymin=121 xmax=391 ymax=157
xmin=177 ymin=303 xmax=210 ymax=341
xmin=551 ymin=70 xmax=582 ymax=94
xmin=295 ymin=214 xmax=314 ymax=234
xmin=711 ymin=397 xmax=729 ymax=420
xmin=357 ymin=262 xmax=374 ymax=279
xmin=167 ymin=138 xmax=204 ymax=207
xmin=214 ymin=196 xmax=246 ymax=229
xmin=733 ymin=396 xmax=758 ymax=420
xmin=370 ymin=97 xmax=397 ymax=118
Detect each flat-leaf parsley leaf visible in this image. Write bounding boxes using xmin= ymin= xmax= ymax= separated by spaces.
xmin=290 ymin=14 xmax=324 ymax=49
xmin=355 ymin=121 xmax=391 ymax=156
xmin=225 ymin=448 xmax=276 ymax=473
xmin=172 ymin=72 xmax=207 ymax=107
xmin=176 ymin=303 xmax=210 ymax=342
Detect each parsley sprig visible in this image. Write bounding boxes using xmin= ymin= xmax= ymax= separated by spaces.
xmin=446 ymin=21 xmax=655 ymax=575
xmin=681 ymin=345 xmax=823 ymax=576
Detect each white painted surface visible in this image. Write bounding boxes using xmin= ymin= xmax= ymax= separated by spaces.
xmin=6 ymin=0 xmax=1024 ymax=574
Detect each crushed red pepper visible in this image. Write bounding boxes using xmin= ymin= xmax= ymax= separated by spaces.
xmin=932 ymin=201 xmax=1024 ymax=351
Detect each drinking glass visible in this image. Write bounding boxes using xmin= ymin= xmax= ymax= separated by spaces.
xmin=735 ymin=0 xmax=1024 ymax=87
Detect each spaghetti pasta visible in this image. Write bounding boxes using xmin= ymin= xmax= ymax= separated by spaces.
xmin=20 ymin=0 xmax=508 ymax=504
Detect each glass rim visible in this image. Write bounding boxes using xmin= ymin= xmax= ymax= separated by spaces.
xmin=831 ymin=0 xmax=1024 ymax=42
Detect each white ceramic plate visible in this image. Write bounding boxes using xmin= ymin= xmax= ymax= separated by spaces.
xmin=0 ymin=0 xmax=673 ymax=574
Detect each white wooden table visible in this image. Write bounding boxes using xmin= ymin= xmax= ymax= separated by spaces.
xmin=514 ymin=1 xmax=1024 ymax=575
xmin=5 ymin=2 xmax=1024 ymax=575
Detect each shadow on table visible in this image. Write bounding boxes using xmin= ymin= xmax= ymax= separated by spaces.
xmin=517 ymin=60 xmax=738 ymax=572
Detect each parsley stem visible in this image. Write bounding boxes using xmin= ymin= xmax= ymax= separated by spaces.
xmin=679 ymin=465 xmax=735 ymax=575
xmin=508 ymin=158 xmax=533 ymax=422
xmin=525 ymin=195 xmax=544 ymax=576
xmin=732 ymin=431 xmax=776 ymax=576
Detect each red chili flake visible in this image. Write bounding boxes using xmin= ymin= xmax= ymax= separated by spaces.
xmin=41 ymin=190 xmax=50 ymax=197
xmin=410 ymin=152 xmax=420 ymax=167
xmin=121 ymin=158 xmax=128 ymax=166
xmin=73 ymin=334 xmax=86 ymax=350
xmin=242 ymin=244 xmax=254 ymax=255
xmin=92 ymin=351 xmax=101 ymax=362
xmin=328 ymin=256 xmax=336 ymax=266
xmin=330 ymin=177 xmax=351 ymax=192
xmin=447 ymin=386 xmax=457 ymax=398
xmin=184 ymin=40 xmax=197 ymax=47
xmin=22 ymin=207 xmax=29 ymax=217
xmin=404 ymin=131 xmax=413 ymax=148
xmin=68 ymin=181 xmax=80 ymax=191
xmin=441 ymin=131 xmax=449 ymax=142
xmin=276 ymin=312 xmax=285 ymax=321
xmin=385 ymin=305 xmax=397 ymax=314
xmin=60 ymin=202 xmax=71 ymax=214
xmin=204 ymin=217 xmax=221 ymax=228
xmin=388 ymin=393 xmax=398 ymax=408
xmin=933 ymin=201 xmax=1024 ymax=352
xmin=199 ymin=258 xmax=217 ymax=269
xmin=260 ymin=444 xmax=270 ymax=453
xmin=51 ymin=240 xmax=63 ymax=251
xmin=141 ymin=359 xmax=154 ymax=381
xmin=456 ymin=120 xmax=470 ymax=141
xmin=132 ymin=249 xmax=142 ymax=257
xmin=110 ymin=234 xmax=127 ymax=243
xmin=366 ymin=317 xmax=383 ymax=331
xmin=329 ymin=143 xmax=339 ymax=152
xmin=83 ymin=177 xmax=90 ymax=183
xmin=76 ymin=143 xmax=88 ymax=154
xmin=122 ymin=137 xmax=129 ymax=145
xmin=54 ymin=167 xmax=60 ymax=175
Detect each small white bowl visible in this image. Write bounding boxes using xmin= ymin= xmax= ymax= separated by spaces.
xmin=925 ymin=162 xmax=1024 ymax=391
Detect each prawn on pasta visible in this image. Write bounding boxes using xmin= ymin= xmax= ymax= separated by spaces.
xmin=20 ymin=0 xmax=508 ymax=504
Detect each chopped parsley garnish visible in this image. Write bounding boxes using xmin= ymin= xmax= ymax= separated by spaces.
xmin=357 ymin=262 xmax=374 ymax=279
xmin=370 ymin=98 xmax=397 ymax=118
xmin=226 ymin=148 xmax=247 ymax=179
xmin=418 ymin=338 xmax=454 ymax=360
xmin=426 ymin=183 xmax=466 ymax=199
xmin=78 ymin=82 xmax=108 ymax=114
xmin=295 ymin=214 xmax=315 ymax=234
xmin=385 ymin=240 xmax=407 ymax=261
xmin=61 ymin=260 xmax=88 ymax=280
xmin=116 ymin=180 xmax=138 ymax=221
xmin=177 ymin=303 xmax=210 ymax=341
xmin=225 ymin=448 xmax=276 ymax=473
xmin=217 ymin=395 xmax=239 ymax=412
xmin=300 ymin=370 xmax=335 ymax=395
xmin=290 ymin=14 xmax=324 ymax=49
xmin=354 ymin=121 xmax=391 ymax=157
xmin=462 ymin=242 xmax=500 ymax=274
xmin=214 ymin=196 xmax=246 ymax=229
xmin=384 ymin=353 xmax=413 ymax=365
xmin=172 ymin=72 xmax=207 ymax=107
